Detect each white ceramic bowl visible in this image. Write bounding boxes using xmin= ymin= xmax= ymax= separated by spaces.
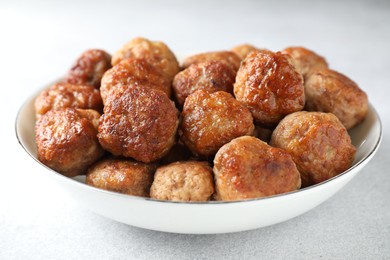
xmin=16 ymin=86 xmax=382 ymax=234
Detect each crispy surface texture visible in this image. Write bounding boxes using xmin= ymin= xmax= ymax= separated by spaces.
xmin=100 ymin=58 xmax=171 ymax=104
xmin=35 ymin=108 xmax=104 ymax=177
xmin=182 ymin=51 xmax=241 ymax=72
xmin=213 ymin=136 xmax=301 ymax=201
xmin=172 ymin=61 xmax=236 ymax=106
xmin=305 ymin=68 xmax=368 ymax=129
xmin=150 ymin=161 xmax=214 ymax=201
xmin=234 ymin=50 xmax=305 ymax=127
xmin=86 ymin=158 xmax=156 ymax=197
xmin=180 ymin=90 xmax=254 ymax=157
xmin=64 ymin=49 xmax=112 ymax=88
xmin=35 ymin=83 xmax=103 ymax=117
xmin=271 ymin=111 xmax=356 ymax=187
xmin=111 ymin=37 xmax=179 ymax=81
xmin=231 ymin=44 xmax=261 ymax=60
xmin=98 ymin=85 xmax=179 ymax=163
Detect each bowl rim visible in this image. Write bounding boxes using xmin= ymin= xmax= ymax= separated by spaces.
xmin=15 ymin=87 xmax=383 ymax=206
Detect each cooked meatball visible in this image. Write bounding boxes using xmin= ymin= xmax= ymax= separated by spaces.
xmin=111 ymin=37 xmax=179 ymax=81
xmin=304 ymin=69 xmax=368 ymax=129
xmin=35 ymin=108 xmax=104 ymax=177
xmin=180 ymin=90 xmax=254 ymax=157
xmin=64 ymin=49 xmax=111 ymax=88
xmin=231 ymin=44 xmax=261 ymax=60
xmin=182 ymin=51 xmax=241 ymax=72
xmin=35 ymin=83 xmax=103 ymax=117
xmin=234 ymin=50 xmax=305 ymax=127
xmin=86 ymin=158 xmax=156 ymax=197
xmin=100 ymin=58 xmax=171 ymax=104
xmin=172 ymin=61 xmax=236 ymax=106
xmin=282 ymin=46 xmax=328 ymax=80
xmin=213 ymin=136 xmax=301 ymax=201
xmin=98 ymin=85 xmax=179 ymax=163
xmin=150 ymin=161 xmax=214 ymax=201
xmin=270 ymin=111 xmax=356 ymax=187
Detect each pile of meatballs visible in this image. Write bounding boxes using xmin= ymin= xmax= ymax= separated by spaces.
xmin=34 ymin=37 xmax=368 ymax=202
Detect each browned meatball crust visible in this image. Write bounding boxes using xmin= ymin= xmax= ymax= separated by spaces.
xmin=304 ymin=69 xmax=368 ymax=129
xmin=100 ymin=58 xmax=171 ymax=104
xmin=180 ymin=90 xmax=254 ymax=157
xmin=86 ymin=158 xmax=156 ymax=197
xmin=234 ymin=50 xmax=305 ymax=127
xmin=150 ymin=161 xmax=214 ymax=201
xmin=98 ymin=85 xmax=179 ymax=163
xmin=35 ymin=108 xmax=104 ymax=177
xmin=64 ymin=49 xmax=112 ymax=88
xmin=282 ymin=46 xmax=328 ymax=80
xmin=213 ymin=136 xmax=301 ymax=201
xmin=182 ymin=51 xmax=241 ymax=72
xmin=271 ymin=111 xmax=356 ymax=187
xmin=172 ymin=61 xmax=236 ymax=106
xmin=231 ymin=44 xmax=261 ymax=60
xmin=35 ymin=83 xmax=103 ymax=117
xmin=111 ymin=37 xmax=179 ymax=81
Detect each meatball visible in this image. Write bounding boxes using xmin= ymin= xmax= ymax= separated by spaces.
xmin=304 ymin=69 xmax=368 ymax=129
xmin=150 ymin=161 xmax=214 ymax=201
xmin=35 ymin=108 xmax=104 ymax=177
xmin=271 ymin=111 xmax=356 ymax=187
xmin=100 ymin=58 xmax=171 ymax=104
xmin=182 ymin=51 xmax=241 ymax=72
xmin=172 ymin=61 xmax=236 ymax=106
xmin=231 ymin=44 xmax=261 ymax=60
xmin=180 ymin=90 xmax=254 ymax=157
xmin=111 ymin=37 xmax=179 ymax=81
xmin=98 ymin=85 xmax=179 ymax=163
xmin=282 ymin=46 xmax=328 ymax=80
xmin=234 ymin=50 xmax=305 ymax=127
xmin=86 ymin=158 xmax=156 ymax=197
xmin=213 ymin=136 xmax=301 ymax=201
xmin=64 ymin=49 xmax=112 ymax=88
xmin=35 ymin=83 xmax=103 ymax=117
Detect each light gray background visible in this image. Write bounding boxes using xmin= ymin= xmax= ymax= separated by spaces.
xmin=1 ymin=0 xmax=389 ymax=259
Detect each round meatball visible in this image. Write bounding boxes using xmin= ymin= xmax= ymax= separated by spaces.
xmin=98 ymin=85 xmax=179 ymax=163
xmin=35 ymin=108 xmax=104 ymax=177
xmin=180 ymin=90 xmax=254 ymax=157
xmin=304 ymin=68 xmax=368 ymax=129
xmin=100 ymin=58 xmax=171 ymax=104
xmin=213 ymin=136 xmax=301 ymax=201
xmin=234 ymin=50 xmax=305 ymax=127
xmin=64 ymin=49 xmax=111 ymax=88
xmin=172 ymin=61 xmax=236 ymax=106
xmin=150 ymin=161 xmax=214 ymax=201
xmin=231 ymin=44 xmax=261 ymax=60
xmin=111 ymin=37 xmax=179 ymax=81
xmin=282 ymin=46 xmax=328 ymax=80
xmin=182 ymin=51 xmax=241 ymax=72
xmin=35 ymin=83 xmax=103 ymax=117
xmin=86 ymin=158 xmax=156 ymax=197
xmin=271 ymin=111 xmax=356 ymax=187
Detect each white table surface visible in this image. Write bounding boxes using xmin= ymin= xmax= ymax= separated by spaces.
xmin=1 ymin=0 xmax=389 ymax=259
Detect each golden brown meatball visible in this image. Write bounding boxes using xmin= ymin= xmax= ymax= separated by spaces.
xmin=64 ymin=49 xmax=112 ymax=88
xmin=231 ymin=44 xmax=261 ymax=60
xmin=213 ymin=136 xmax=301 ymax=201
xmin=270 ymin=111 xmax=356 ymax=187
xmin=172 ymin=61 xmax=236 ymax=107
xmin=182 ymin=51 xmax=241 ymax=72
xmin=98 ymin=85 xmax=179 ymax=163
xmin=35 ymin=108 xmax=104 ymax=177
xmin=150 ymin=161 xmax=214 ymax=201
xmin=234 ymin=50 xmax=305 ymax=127
xmin=282 ymin=46 xmax=328 ymax=80
xmin=86 ymin=158 xmax=156 ymax=197
xmin=100 ymin=58 xmax=171 ymax=104
xmin=111 ymin=37 xmax=179 ymax=81
xmin=180 ymin=90 xmax=254 ymax=157
xmin=304 ymin=69 xmax=368 ymax=129
xmin=34 ymin=83 xmax=103 ymax=117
